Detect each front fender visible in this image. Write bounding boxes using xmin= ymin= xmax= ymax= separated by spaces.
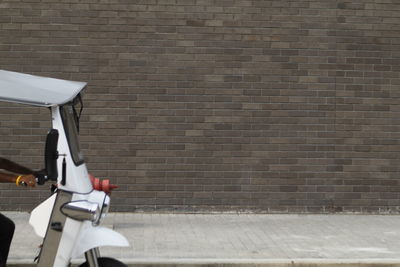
xmin=71 ymin=222 xmax=130 ymax=259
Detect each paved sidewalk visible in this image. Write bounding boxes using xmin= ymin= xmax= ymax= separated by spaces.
xmin=4 ymin=212 xmax=400 ymax=266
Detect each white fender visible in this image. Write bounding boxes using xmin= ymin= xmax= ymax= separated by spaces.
xmin=29 ymin=194 xmax=57 ymax=238
xmin=70 ymin=221 xmax=130 ymax=259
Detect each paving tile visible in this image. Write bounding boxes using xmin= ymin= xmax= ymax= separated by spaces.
xmin=4 ymin=212 xmax=400 ymax=266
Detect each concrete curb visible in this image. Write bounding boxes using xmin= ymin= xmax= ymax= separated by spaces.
xmin=8 ymin=258 xmax=400 ymax=267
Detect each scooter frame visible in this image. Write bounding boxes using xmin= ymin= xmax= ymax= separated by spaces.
xmin=30 ymin=104 xmax=129 ymax=267
xmin=0 ymin=70 xmax=129 ymax=267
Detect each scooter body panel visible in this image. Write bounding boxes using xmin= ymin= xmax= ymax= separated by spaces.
xmin=29 ymin=193 xmax=57 ymax=238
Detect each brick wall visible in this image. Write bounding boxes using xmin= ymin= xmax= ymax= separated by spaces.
xmin=0 ymin=0 xmax=399 ymax=213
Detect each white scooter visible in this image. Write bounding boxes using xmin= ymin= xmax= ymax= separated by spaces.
xmin=0 ymin=70 xmax=129 ymax=267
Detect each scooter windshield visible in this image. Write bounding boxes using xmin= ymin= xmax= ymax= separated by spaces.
xmin=60 ymin=104 xmax=84 ymax=165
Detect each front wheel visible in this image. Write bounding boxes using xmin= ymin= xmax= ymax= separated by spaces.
xmin=79 ymin=257 xmax=127 ymax=267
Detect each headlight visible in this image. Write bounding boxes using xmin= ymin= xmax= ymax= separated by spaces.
xmin=61 ymin=201 xmax=100 ymax=223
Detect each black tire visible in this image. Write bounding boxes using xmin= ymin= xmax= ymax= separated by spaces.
xmin=78 ymin=257 xmax=127 ymax=267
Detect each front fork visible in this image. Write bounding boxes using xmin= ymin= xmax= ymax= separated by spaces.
xmin=85 ymin=248 xmax=101 ymax=267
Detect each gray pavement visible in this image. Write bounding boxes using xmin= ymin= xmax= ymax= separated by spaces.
xmin=4 ymin=212 xmax=400 ymax=266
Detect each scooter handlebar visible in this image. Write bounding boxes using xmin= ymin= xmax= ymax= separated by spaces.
xmin=34 ymin=170 xmax=47 ymax=185
xmin=35 ymin=174 xmax=46 ymax=185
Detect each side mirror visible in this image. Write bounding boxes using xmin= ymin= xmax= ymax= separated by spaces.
xmin=45 ymin=129 xmax=59 ymax=181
